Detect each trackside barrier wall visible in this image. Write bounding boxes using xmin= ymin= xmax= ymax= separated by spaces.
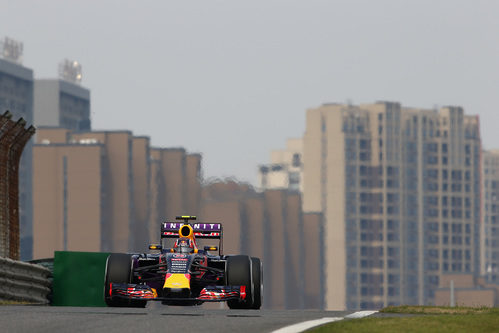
xmin=0 ymin=257 xmax=51 ymax=303
xmin=52 ymin=251 xmax=109 ymax=306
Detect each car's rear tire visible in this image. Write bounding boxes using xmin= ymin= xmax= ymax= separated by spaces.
xmin=104 ymin=253 xmax=146 ymax=308
xmin=251 ymin=257 xmax=263 ymax=309
xmin=226 ymin=255 xmax=253 ymax=309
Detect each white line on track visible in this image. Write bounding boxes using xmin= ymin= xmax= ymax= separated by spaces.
xmin=271 ymin=317 xmax=344 ymax=333
xmin=271 ymin=310 xmax=378 ymax=333
xmin=345 ymin=310 xmax=378 ymax=319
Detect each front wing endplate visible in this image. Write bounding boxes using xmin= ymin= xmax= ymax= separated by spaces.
xmin=108 ymin=283 xmax=246 ymax=302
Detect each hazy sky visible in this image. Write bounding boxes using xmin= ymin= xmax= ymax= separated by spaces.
xmin=1 ymin=1 xmax=498 ymax=184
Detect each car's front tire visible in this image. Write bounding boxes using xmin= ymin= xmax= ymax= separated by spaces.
xmin=104 ymin=253 xmax=146 ymax=308
xmin=226 ymin=255 xmax=253 ymax=309
xmin=251 ymin=257 xmax=263 ymax=309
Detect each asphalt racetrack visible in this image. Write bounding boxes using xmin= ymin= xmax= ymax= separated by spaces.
xmin=0 ymin=304 xmax=354 ymax=333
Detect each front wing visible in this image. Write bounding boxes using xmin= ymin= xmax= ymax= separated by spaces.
xmin=108 ymin=283 xmax=246 ymax=302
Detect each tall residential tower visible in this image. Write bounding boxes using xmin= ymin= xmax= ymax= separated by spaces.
xmin=303 ymin=102 xmax=481 ymax=310
xmin=482 ymin=150 xmax=499 ymax=282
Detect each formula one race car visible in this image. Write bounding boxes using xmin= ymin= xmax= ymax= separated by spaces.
xmin=104 ymin=216 xmax=262 ymax=309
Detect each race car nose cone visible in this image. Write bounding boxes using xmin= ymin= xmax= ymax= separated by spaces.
xmin=163 ymin=273 xmax=190 ymax=289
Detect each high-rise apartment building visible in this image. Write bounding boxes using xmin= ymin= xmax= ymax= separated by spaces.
xmin=150 ymin=148 xmax=202 ymax=221
xmin=303 ymin=102 xmax=481 ymax=310
xmin=32 ymin=128 xmax=202 ymax=259
xmin=258 ymin=138 xmax=303 ymax=191
xmin=33 ymin=136 xmax=105 ymax=258
xmin=70 ymin=130 xmax=135 ymax=253
xmin=482 ymin=150 xmax=499 ymax=282
xmin=34 ymin=59 xmax=90 ymax=131
xmin=0 ymin=38 xmax=34 ymax=260
xmin=200 ymin=180 xmax=323 ymax=309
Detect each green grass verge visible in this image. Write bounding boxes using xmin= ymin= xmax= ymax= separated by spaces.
xmin=381 ymin=305 xmax=499 ymax=315
xmin=309 ymin=306 xmax=499 ymax=333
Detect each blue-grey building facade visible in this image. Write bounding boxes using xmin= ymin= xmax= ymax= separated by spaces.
xmin=34 ymin=79 xmax=91 ymax=131
xmin=0 ymin=57 xmax=34 ymax=260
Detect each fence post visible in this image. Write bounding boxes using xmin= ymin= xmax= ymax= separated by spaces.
xmin=0 ymin=110 xmax=35 ymax=260
xmin=450 ymin=279 xmax=455 ymax=307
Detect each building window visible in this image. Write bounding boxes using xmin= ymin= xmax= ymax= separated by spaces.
xmin=271 ymin=165 xmax=283 ymax=172
xmin=359 ymin=139 xmax=370 ymax=149
xmin=387 ymin=233 xmax=399 ymax=241
xmin=426 ymin=143 xmax=438 ymax=152
xmin=359 ymin=152 xmax=371 ymax=161
xmin=427 ymin=156 xmax=438 ymax=164
xmin=451 ymin=170 xmax=462 ymax=180
xmin=452 ymin=249 xmax=463 ymax=259
xmin=292 ymin=153 xmax=301 ymax=167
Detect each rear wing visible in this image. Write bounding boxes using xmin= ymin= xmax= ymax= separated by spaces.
xmin=161 ymin=222 xmax=223 ymax=254
xmin=161 ymin=222 xmax=223 ymax=238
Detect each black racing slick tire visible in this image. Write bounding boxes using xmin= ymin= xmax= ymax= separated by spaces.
xmin=104 ymin=253 xmax=146 ymax=308
xmin=251 ymin=257 xmax=263 ymax=309
xmin=226 ymin=255 xmax=253 ymax=309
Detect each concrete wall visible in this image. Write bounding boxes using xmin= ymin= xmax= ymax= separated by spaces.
xmin=156 ymin=148 xmax=186 ymax=220
xmin=303 ymin=213 xmax=324 ymax=309
xmin=185 ymin=154 xmax=202 ymax=216
xmin=439 ymin=274 xmax=476 ymax=289
xmin=132 ymin=136 xmax=151 ymax=251
xmin=435 ymin=289 xmax=496 ymax=307
xmin=435 ymin=273 xmax=499 ymax=306
xmin=244 ymin=196 xmax=265 ymax=260
xmin=200 ymin=200 xmax=243 ymax=256
xmin=36 ymin=127 xmax=70 ymax=144
xmin=284 ymin=192 xmax=304 ymax=309
xmin=324 ymin=109 xmax=347 ymax=310
xmin=199 ymin=181 xmax=322 ymax=309
xmin=148 ymin=155 xmax=161 ymax=243
xmin=302 ymin=107 xmax=325 ymax=213
xmin=33 ymin=80 xmax=59 ymax=127
xmin=33 ymin=144 xmax=103 ymax=259
xmin=32 ymin=129 xmax=203 ymax=257
xmin=263 ymin=190 xmax=287 ymax=309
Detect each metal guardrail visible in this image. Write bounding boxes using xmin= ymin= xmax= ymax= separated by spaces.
xmin=0 ymin=257 xmax=51 ymax=303
xmin=29 ymin=258 xmax=54 ymax=273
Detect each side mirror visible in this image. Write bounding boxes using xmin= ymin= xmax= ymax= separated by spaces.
xmin=204 ymin=246 xmax=218 ymax=252
xmin=149 ymin=244 xmax=162 ymax=250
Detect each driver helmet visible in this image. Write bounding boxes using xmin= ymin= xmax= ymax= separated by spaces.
xmin=173 ymin=238 xmax=194 ymax=254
